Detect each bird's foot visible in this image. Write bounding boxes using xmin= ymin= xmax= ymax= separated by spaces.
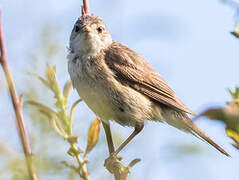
xmin=104 ymin=152 xmax=141 ymax=178
xmin=104 ymin=153 xmax=122 ymax=174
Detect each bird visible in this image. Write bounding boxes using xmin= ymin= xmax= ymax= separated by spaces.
xmin=67 ymin=14 xmax=230 ymax=157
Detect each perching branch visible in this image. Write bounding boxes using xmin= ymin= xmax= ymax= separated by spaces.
xmin=0 ymin=9 xmax=37 ymax=180
xmin=102 ymin=123 xmax=140 ymax=180
xmin=103 ymin=147 xmax=141 ymax=180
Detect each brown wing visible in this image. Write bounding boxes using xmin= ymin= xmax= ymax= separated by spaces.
xmin=104 ymin=41 xmax=196 ymax=116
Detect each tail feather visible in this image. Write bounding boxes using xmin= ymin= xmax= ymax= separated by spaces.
xmin=162 ymin=109 xmax=230 ymax=157
xmin=183 ymin=117 xmax=230 ymax=157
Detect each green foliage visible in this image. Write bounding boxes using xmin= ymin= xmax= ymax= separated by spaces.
xmin=231 ymin=23 xmax=239 ymax=39
xmin=0 ymin=25 xmax=70 ymax=180
xmin=28 ymin=65 xmax=73 ymax=137
xmin=27 ymin=64 xmax=100 ymax=179
xmin=229 ymin=87 xmax=239 ymax=102
xmin=0 ymin=24 xmax=106 ymax=180
xmin=200 ymin=87 xmax=239 ymax=150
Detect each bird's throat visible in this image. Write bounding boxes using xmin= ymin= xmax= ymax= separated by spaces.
xmin=73 ymin=33 xmax=110 ymax=57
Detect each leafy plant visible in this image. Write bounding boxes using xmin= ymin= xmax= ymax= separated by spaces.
xmin=221 ymin=0 xmax=239 ymax=38
xmin=26 ymin=64 xmax=100 ymax=180
xmin=200 ymin=87 xmax=239 ymax=150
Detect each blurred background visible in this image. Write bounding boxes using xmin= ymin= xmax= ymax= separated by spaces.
xmin=1 ymin=0 xmax=239 ymax=179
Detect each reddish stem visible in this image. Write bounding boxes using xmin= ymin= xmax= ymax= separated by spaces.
xmin=0 ymin=9 xmax=37 ymax=180
xmin=82 ymin=0 xmax=90 ymax=15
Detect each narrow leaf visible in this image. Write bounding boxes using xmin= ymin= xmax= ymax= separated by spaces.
xmin=63 ymin=80 xmax=73 ymax=100
xmin=50 ymin=116 xmax=68 ymax=138
xmin=67 ymin=147 xmax=83 ymax=157
xmin=69 ymin=99 xmax=82 ymax=124
xmin=46 ymin=64 xmax=56 ymax=84
xmin=25 ymin=100 xmax=57 ymax=116
xmin=226 ymin=129 xmax=239 ymax=143
xmin=200 ymin=108 xmax=226 ymax=121
xmin=228 ymin=88 xmax=236 ymax=100
xmin=26 ymin=100 xmax=68 ymax=137
xmin=45 ymin=64 xmax=62 ymax=98
xmin=61 ymin=161 xmax=79 ymax=173
xmin=128 ymin=158 xmax=141 ymax=169
xmin=200 ymin=102 xmax=239 ymax=151
xmin=226 ymin=129 xmax=239 ymax=150
xmin=67 ymin=148 xmax=76 ymax=157
xmin=84 ymin=118 xmax=101 ymax=158
xmin=30 ymin=72 xmax=50 ymax=89
xmin=231 ymin=31 xmax=239 ymax=38
xmin=236 ymin=87 xmax=239 ymax=99
xmin=231 ymin=23 xmax=239 ymax=39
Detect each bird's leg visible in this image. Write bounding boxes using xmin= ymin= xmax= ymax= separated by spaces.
xmin=114 ymin=124 xmax=144 ymax=156
xmin=102 ymin=121 xmax=115 ymax=154
xmin=103 ymin=123 xmax=143 ymax=178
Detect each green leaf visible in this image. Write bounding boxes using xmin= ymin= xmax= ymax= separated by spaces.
xmin=231 ymin=23 xmax=239 ymax=39
xmin=226 ymin=129 xmax=239 ymax=150
xmin=69 ymin=99 xmax=82 ymax=123
xmin=45 ymin=64 xmax=60 ymax=93
xmin=50 ymin=117 xmax=68 ymax=138
xmin=67 ymin=148 xmax=75 ymax=157
xmin=201 ymin=103 xmax=239 ymax=131
xmin=43 ymin=65 xmax=69 ymax=130
xmin=200 ymin=102 xmax=239 ymax=151
xmin=30 ymin=72 xmax=50 ymax=89
xmin=45 ymin=65 xmax=65 ymax=105
xmin=127 ymin=158 xmax=141 ymax=169
xmin=25 ymin=100 xmax=57 ymax=117
xmin=46 ymin=64 xmax=56 ymax=83
xmin=231 ymin=31 xmax=239 ymax=39
xmin=236 ymin=87 xmax=239 ymax=99
xmin=228 ymin=88 xmax=236 ymax=100
xmin=67 ymin=147 xmax=83 ymax=157
xmin=57 ymin=110 xmax=69 ymax=126
xmin=31 ymin=65 xmax=67 ymax=111
xmin=200 ymin=108 xmax=226 ymax=121
xmin=25 ymin=100 xmax=68 ymax=138
xmin=228 ymin=88 xmax=239 ymax=106
xmin=84 ymin=118 xmax=101 ymax=158
xmin=63 ymin=80 xmax=73 ymax=101
xmin=61 ymin=161 xmax=79 ymax=173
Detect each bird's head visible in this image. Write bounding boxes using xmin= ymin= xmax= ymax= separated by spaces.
xmin=69 ymin=14 xmax=112 ymax=56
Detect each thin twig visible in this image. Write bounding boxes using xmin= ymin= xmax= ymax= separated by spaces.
xmin=0 ymin=9 xmax=37 ymax=180
xmin=82 ymin=0 xmax=90 ymax=15
xmin=70 ymin=143 xmax=90 ymax=180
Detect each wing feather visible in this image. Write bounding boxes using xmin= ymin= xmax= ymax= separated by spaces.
xmin=104 ymin=41 xmax=196 ymax=116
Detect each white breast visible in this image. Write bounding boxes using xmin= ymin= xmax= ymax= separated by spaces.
xmin=68 ymin=53 xmax=116 ymax=121
xmin=67 ymin=52 xmax=154 ymax=127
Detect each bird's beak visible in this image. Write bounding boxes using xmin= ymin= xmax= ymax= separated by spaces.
xmin=83 ymin=25 xmax=91 ymax=33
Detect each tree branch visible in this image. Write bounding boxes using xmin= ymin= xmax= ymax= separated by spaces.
xmin=0 ymin=9 xmax=37 ymax=180
xmin=104 ymin=153 xmax=141 ymax=180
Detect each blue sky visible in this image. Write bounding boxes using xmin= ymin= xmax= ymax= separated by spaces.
xmin=1 ymin=0 xmax=239 ymax=179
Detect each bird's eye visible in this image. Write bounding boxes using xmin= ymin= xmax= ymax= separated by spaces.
xmin=75 ymin=25 xmax=80 ymax=33
xmin=97 ymin=26 xmax=103 ymax=33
